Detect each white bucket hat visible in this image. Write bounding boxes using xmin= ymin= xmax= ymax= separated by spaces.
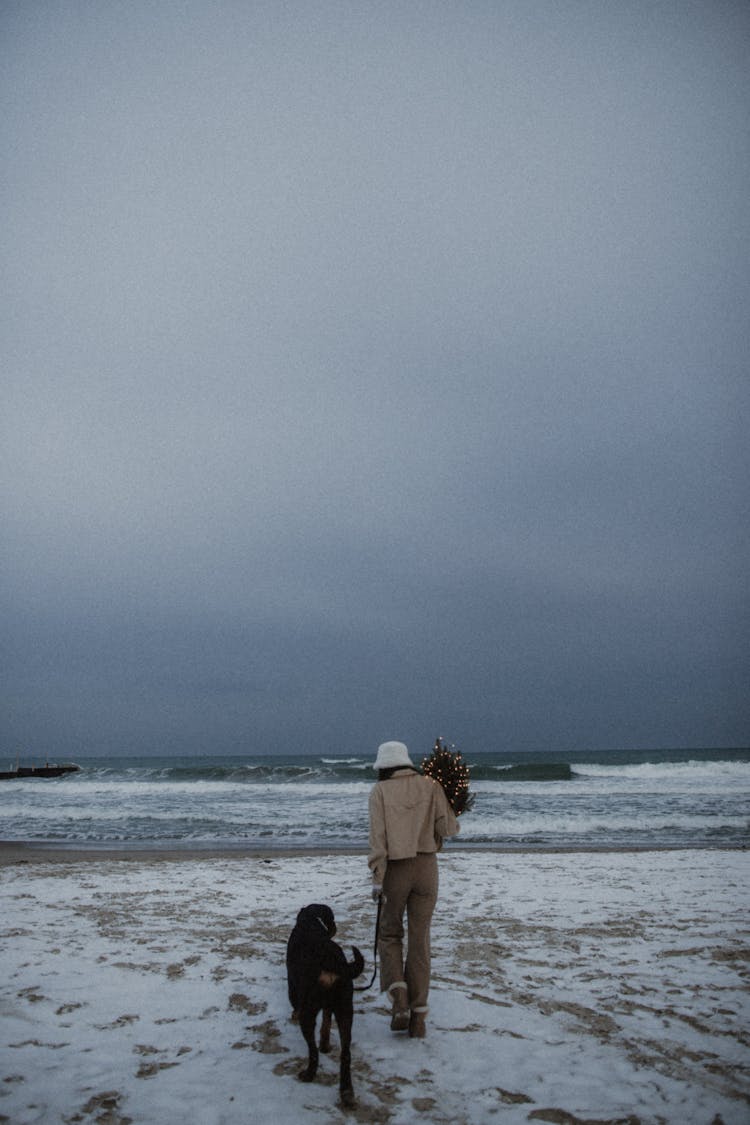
xmin=373 ymin=741 xmax=414 ymax=771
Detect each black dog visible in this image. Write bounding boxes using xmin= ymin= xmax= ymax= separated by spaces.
xmin=286 ymin=904 xmax=364 ymax=1107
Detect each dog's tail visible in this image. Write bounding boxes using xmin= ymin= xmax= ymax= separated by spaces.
xmin=348 ymin=946 xmax=365 ymax=979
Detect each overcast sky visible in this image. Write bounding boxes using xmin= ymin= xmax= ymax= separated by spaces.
xmin=3 ymin=1 xmax=749 ymax=759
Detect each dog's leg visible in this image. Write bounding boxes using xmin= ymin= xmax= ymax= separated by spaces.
xmin=298 ymin=1009 xmax=319 ymax=1083
xmin=335 ymin=1008 xmax=355 ymax=1108
xmin=319 ymin=1007 xmax=332 ymax=1053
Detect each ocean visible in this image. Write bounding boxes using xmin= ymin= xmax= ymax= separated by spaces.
xmin=1 ymin=746 xmax=748 ymax=851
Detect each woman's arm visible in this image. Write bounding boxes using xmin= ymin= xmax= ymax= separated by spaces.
xmin=368 ymin=785 xmax=388 ymax=885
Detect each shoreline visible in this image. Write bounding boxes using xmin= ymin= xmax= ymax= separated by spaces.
xmin=1 ymin=838 xmax=745 ymax=866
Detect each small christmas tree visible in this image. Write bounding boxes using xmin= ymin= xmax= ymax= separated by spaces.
xmin=421 ymin=737 xmax=475 ymax=816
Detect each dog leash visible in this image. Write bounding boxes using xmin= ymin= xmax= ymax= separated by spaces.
xmin=354 ymin=893 xmax=382 ymax=992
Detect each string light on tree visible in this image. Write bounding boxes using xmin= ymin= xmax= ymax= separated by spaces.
xmin=421 ymin=737 xmax=475 ymax=816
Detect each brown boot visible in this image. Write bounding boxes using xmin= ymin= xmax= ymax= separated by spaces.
xmin=389 ymin=985 xmax=409 ymax=1032
xmin=408 ymin=1010 xmax=426 ymax=1038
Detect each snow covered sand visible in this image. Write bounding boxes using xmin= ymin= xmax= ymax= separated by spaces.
xmin=1 ymin=849 xmax=748 ymax=1124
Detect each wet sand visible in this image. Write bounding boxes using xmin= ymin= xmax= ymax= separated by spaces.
xmin=0 ymin=839 xmax=712 ymax=867
xmin=0 ymin=841 xmax=363 ymax=866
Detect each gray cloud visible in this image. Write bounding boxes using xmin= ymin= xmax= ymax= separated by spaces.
xmin=2 ymin=1 xmax=748 ymax=756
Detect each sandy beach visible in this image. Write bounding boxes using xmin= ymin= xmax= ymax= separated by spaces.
xmin=1 ymin=846 xmax=748 ymax=1124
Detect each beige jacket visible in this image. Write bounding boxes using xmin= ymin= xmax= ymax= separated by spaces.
xmin=368 ymin=768 xmax=460 ymax=885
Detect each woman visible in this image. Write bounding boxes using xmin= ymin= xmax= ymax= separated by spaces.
xmin=368 ymin=740 xmax=459 ymax=1038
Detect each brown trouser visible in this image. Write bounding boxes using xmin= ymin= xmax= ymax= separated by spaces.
xmin=379 ymin=852 xmax=438 ymax=1012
